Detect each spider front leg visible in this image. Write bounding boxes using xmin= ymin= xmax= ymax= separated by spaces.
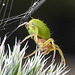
xmin=20 ymin=34 xmax=35 ymax=44
xmin=20 ymin=23 xmax=38 ymax=44
xmin=20 ymin=25 xmax=40 ymax=59
xmin=20 ymin=33 xmax=41 ymax=59
xmin=23 ymin=47 xmax=41 ymax=59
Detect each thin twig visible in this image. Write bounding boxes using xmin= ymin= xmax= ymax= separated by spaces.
xmin=0 ymin=0 xmax=46 ymax=28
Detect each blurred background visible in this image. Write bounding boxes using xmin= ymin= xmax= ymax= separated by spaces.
xmin=0 ymin=0 xmax=75 ymax=75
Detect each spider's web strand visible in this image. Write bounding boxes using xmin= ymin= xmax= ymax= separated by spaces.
xmin=0 ymin=0 xmax=9 ymax=26
xmin=0 ymin=10 xmax=28 ymax=22
xmin=0 ymin=0 xmax=2 ymax=5
xmin=2 ymin=0 xmax=14 ymax=28
xmin=0 ymin=16 xmax=22 ymax=29
xmin=0 ymin=0 xmax=45 ymax=24
xmin=0 ymin=19 xmax=19 ymax=30
xmin=2 ymin=0 xmax=9 ymax=18
xmin=8 ymin=0 xmax=14 ymax=18
xmin=0 ymin=0 xmax=6 ymax=14
xmin=0 ymin=12 xmax=28 ymax=29
xmin=6 ymin=27 xmax=19 ymax=39
xmin=0 ymin=0 xmax=46 ymax=28
xmin=0 ymin=0 xmax=46 ymax=38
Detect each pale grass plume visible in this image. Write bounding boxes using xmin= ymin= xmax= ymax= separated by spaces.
xmin=0 ymin=36 xmax=70 ymax=75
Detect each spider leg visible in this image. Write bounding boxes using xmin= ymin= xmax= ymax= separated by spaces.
xmin=23 ymin=47 xmax=41 ymax=59
xmin=20 ymin=25 xmax=39 ymax=59
xmin=20 ymin=34 xmax=35 ymax=44
xmin=6 ymin=22 xmax=28 ymax=39
xmin=41 ymin=50 xmax=50 ymax=55
xmin=43 ymin=38 xmax=56 ymax=63
xmin=55 ymin=45 xmax=66 ymax=65
xmin=23 ymin=40 xmax=46 ymax=59
xmin=20 ymin=25 xmax=38 ymax=44
xmin=50 ymin=44 xmax=66 ymax=66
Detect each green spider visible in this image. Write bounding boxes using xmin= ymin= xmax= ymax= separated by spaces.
xmin=18 ymin=18 xmax=65 ymax=65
